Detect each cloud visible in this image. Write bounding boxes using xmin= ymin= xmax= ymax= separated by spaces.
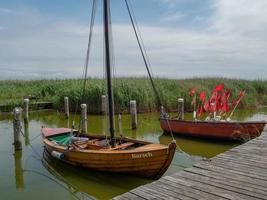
xmin=160 ymin=11 xmax=185 ymax=22
xmin=157 ymin=0 xmax=180 ymax=9
xmin=210 ymin=0 xmax=267 ymax=38
xmin=0 ymin=1 xmax=267 ymax=80
xmin=0 ymin=8 xmax=17 ymax=14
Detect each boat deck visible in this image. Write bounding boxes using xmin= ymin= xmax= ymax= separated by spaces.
xmin=113 ymin=129 xmax=267 ymax=200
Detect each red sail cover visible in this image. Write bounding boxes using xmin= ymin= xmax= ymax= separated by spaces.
xmin=42 ymin=128 xmax=74 ymax=137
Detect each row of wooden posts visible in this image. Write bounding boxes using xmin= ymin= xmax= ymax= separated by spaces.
xmin=64 ymin=96 xmax=138 ymax=130
xmin=13 ymin=96 xmax=139 ymax=150
xmin=13 ymin=97 xmax=186 ymax=151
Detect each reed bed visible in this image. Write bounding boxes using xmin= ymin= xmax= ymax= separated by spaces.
xmin=0 ymin=78 xmax=266 ymax=113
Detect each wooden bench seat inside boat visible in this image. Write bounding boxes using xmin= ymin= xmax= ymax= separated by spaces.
xmin=73 ymin=138 xmax=105 ymax=150
xmin=73 ymin=139 xmax=135 ymax=151
xmin=109 ymin=142 xmax=135 ymax=150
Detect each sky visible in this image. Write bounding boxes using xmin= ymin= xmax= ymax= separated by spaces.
xmin=0 ymin=0 xmax=267 ymax=80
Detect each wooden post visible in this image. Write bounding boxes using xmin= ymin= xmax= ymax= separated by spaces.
xmin=118 ymin=113 xmax=122 ymax=135
xmin=64 ymin=97 xmax=69 ymax=119
xmin=24 ymin=121 xmax=29 ymax=146
xmin=101 ymin=95 xmax=107 ymax=115
xmin=178 ymin=98 xmax=184 ymax=120
xmin=23 ymin=98 xmax=29 ymax=122
xmin=13 ymin=108 xmax=22 ymax=150
xmin=14 ymin=151 xmax=24 ymax=189
xmin=81 ymin=104 xmax=87 ymax=133
xmin=130 ymin=100 xmax=137 ymax=130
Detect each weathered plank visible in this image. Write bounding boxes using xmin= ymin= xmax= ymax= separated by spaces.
xmin=175 ymin=171 xmax=267 ymax=199
xmin=114 ymin=192 xmax=144 ymax=200
xmin=113 ymin=130 xmax=267 ymax=200
xmin=184 ymin=167 xmax=267 ymax=194
xmin=158 ymin=177 xmax=227 ymax=200
xmin=195 ymin=162 xmax=267 ymax=181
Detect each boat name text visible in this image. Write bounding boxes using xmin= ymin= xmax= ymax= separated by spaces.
xmin=131 ymin=152 xmax=153 ymax=159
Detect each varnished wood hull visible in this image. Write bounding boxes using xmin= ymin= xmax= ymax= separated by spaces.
xmin=42 ymin=128 xmax=176 ymax=179
xmin=160 ymin=119 xmax=266 ymax=140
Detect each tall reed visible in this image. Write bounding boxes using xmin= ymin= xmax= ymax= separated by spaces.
xmin=0 ymin=78 xmax=266 ymax=113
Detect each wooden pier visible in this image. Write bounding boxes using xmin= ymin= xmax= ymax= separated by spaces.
xmin=114 ymin=129 xmax=267 ymax=200
xmin=0 ymin=102 xmax=53 ymax=112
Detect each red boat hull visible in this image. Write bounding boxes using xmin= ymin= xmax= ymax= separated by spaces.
xmin=160 ymin=119 xmax=266 ymax=140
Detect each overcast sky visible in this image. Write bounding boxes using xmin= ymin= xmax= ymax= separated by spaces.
xmin=0 ymin=0 xmax=266 ymax=80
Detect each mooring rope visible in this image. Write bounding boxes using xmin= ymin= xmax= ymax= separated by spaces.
xmin=23 ymin=169 xmax=86 ymax=200
xmin=76 ymin=0 xmax=98 ymax=134
xmin=124 ymin=0 xmax=162 ymax=108
xmin=18 ymin=127 xmax=89 ymax=200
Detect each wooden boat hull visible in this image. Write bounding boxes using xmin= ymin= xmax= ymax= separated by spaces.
xmin=42 ymin=128 xmax=176 ymax=179
xmin=160 ymin=119 xmax=266 ymax=140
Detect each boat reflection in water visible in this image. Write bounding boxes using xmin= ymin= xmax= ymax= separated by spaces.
xmin=159 ymin=133 xmax=241 ymax=158
xmin=42 ymin=149 xmax=152 ymax=200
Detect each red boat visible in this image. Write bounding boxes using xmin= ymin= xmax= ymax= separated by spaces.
xmin=160 ymin=118 xmax=266 ymax=140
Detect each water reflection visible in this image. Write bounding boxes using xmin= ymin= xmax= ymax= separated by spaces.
xmin=14 ymin=151 xmax=24 ymax=189
xmin=159 ymin=134 xmax=240 ymax=158
xmin=0 ymin=107 xmax=266 ymax=200
xmin=42 ymin=149 xmax=150 ymax=200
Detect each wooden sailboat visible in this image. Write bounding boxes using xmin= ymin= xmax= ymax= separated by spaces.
xmin=160 ymin=118 xmax=266 ymax=140
xmin=42 ymin=0 xmax=176 ymax=179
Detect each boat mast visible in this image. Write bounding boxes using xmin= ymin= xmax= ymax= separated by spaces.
xmin=103 ymin=0 xmax=116 ymax=147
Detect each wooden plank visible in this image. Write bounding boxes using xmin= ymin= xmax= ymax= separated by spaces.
xmin=158 ymin=177 xmax=227 ymax=200
xmin=194 ymin=163 xmax=267 ymax=182
xmin=113 ymin=192 xmax=145 ymax=200
xmin=137 ymin=186 xmax=171 ymax=200
xmin=203 ymin=160 xmax=267 ymax=179
xmin=113 ymin=195 xmax=132 ymax=200
xmin=213 ymin=156 xmax=267 ymax=170
xmin=175 ymin=170 xmax=267 ymax=199
xmin=223 ymin=151 xmax=267 ymax=161
xmin=174 ymin=174 xmax=258 ymax=200
xmin=212 ymin=157 xmax=267 ymax=172
xmin=130 ymin=188 xmax=158 ymax=200
xmin=217 ymin=152 xmax=267 ymax=163
xmin=192 ymin=164 xmax=267 ymax=190
xmin=184 ymin=167 xmax=267 ymax=194
xmin=163 ymin=176 xmax=235 ymax=200
xmin=148 ymin=182 xmax=194 ymax=200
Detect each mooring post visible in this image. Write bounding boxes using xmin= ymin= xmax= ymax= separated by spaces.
xmin=24 ymin=121 xmax=29 ymax=146
xmin=23 ymin=98 xmax=29 ymax=122
xmin=101 ymin=95 xmax=107 ymax=115
xmin=130 ymin=100 xmax=137 ymax=130
xmin=81 ymin=104 xmax=87 ymax=133
xmin=64 ymin=97 xmax=69 ymax=119
xmin=13 ymin=108 xmax=22 ymax=150
xmin=178 ymin=98 xmax=184 ymax=120
xmin=14 ymin=151 xmax=24 ymax=189
xmin=118 ymin=113 xmax=122 ymax=135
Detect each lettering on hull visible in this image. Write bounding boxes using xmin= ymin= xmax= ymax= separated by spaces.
xmin=131 ymin=152 xmax=153 ymax=159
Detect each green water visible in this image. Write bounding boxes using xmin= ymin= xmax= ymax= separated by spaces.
xmin=0 ymin=108 xmax=266 ymax=200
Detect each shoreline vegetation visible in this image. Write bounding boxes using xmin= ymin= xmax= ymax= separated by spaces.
xmin=0 ymin=78 xmax=266 ymax=113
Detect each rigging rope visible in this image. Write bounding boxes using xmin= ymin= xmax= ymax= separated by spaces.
xmin=76 ymin=0 xmax=97 ymax=133
xmin=124 ymin=0 xmax=162 ymax=107
xmin=81 ymin=0 xmax=97 ymax=102
xmin=124 ymin=0 xmax=176 ymax=143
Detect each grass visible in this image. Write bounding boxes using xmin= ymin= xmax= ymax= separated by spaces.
xmin=0 ymin=78 xmax=266 ymax=113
